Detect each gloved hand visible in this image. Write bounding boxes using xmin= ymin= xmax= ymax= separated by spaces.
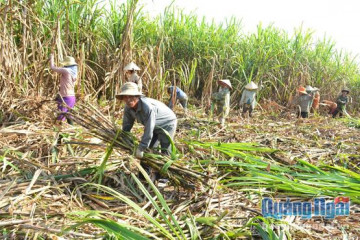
xmin=135 ymin=148 xmax=144 ymax=159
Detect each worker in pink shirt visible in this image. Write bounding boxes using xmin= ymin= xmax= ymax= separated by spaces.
xmin=49 ymin=54 xmax=78 ymax=125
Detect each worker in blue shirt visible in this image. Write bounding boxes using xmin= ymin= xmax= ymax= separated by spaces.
xmin=116 ymin=82 xmax=177 ymax=158
xmin=167 ymin=86 xmax=188 ymax=110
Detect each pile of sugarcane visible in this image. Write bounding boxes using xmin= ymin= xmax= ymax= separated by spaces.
xmin=65 ymin=103 xmax=209 ymax=190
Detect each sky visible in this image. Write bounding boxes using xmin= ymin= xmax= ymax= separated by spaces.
xmin=140 ymin=0 xmax=360 ymax=60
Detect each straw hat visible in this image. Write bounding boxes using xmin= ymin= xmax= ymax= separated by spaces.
xmin=218 ymin=79 xmax=232 ymax=89
xmin=342 ymin=89 xmax=350 ymax=94
xmin=297 ymin=86 xmax=307 ymax=94
xmin=61 ymin=56 xmax=77 ymax=66
xmin=124 ymin=62 xmax=141 ymax=71
xmin=306 ymin=85 xmax=314 ymax=92
xmin=244 ymin=81 xmax=258 ymax=90
xmin=115 ymin=82 xmax=143 ymax=99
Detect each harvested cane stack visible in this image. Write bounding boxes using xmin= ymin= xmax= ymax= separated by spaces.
xmin=65 ymin=103 xmax=209 ymax=190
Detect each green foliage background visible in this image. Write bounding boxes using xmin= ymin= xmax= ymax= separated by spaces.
xmin=1 ymin=0 xmax=359 ymax=107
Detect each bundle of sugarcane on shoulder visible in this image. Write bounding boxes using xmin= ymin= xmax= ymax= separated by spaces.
xmin=65 ymin=82 xmax=208 ymax=190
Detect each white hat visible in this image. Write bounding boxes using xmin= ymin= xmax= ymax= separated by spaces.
xmin=115 ymin=82 xmax=143 ymax=99
xmin=306 ymin=85 xmax=314 ymax=92
xmin=218 ymin=79 xmax=232 ymax=89
xmin=124 ymin=62 xmax=140 ymax=71
xmin=245 ymin=81 xmax=258 ymax=90
xmin=61 ymin=56 xmax=77 ymax=66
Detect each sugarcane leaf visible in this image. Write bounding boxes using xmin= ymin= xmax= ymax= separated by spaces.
xmin=64 ymin=218 xmax=151 ymax=240
xmin=132 ymin=160 xmax=187 ymax=239
xmin=160 ymin=159 xmax=174 ymax=175
xmin=195 ymin=216 xmax=217 ymax=227
xmin=81 ymin=183 xmax=174 ymax=239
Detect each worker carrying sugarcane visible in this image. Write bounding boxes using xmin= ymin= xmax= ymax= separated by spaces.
xmin=211 ymin=79 xmax=231 ymax=126
xmin=49 ymin=54 xmax=78 ymax=125
xmin=332 ymin=89 xmax=350 ymax=118
xmin=291 ymin=86 xmax=314 ymax=118
xmin=239 ymin=81 xmax=258 ymax=117
xmin=305 ymin=85 xmax=320 ymax=113
xmin=116 ymin=82 xmax=177 ymax=159
xmin=124 ymin=62 xmax=142 ymax=92
xmin=312 ymin=88 xmax=320 ymax=113
xmin=167 ymin=86 xmax=188 ymax=111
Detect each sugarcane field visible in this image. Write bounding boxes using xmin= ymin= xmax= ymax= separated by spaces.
xmin=1 ymin=0 xmax=360 ymax=239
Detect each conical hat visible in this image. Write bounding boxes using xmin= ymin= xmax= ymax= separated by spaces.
xmin=245 ymin=81 xmax=258 ymax=90
xmin=297 ymin=86 xmax=307 ymax=94
xmin=218 ymin=79 xmax=232 ymax=89
xmin=124 ymin=62 xmax=140 ymax=71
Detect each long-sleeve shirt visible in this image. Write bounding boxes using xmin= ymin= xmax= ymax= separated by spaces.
xmin=122 ymin=97 xmax=177 ymax=151
xmin=240 ymin=89 xmax=257 ymax=108
xmin=212 ymin=87 xmax=230 ymax=116
xmin=128 ymin=73 xmax=142 ymax=92
xmin=50 ymin=58 xmax=77 ymax=97
xmin=336 ymin=95 xmax=348 ymax=110
xmin=168 ymin=86 xmax=188 ymax=100
xmin=292 ymin=94 xmax=313 ymax=112
xmin=213 ymin=87 xmax=230 ymax=104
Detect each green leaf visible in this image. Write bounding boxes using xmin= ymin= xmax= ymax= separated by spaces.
xmin=64 ymin=218 xmax=151 ymax=240
xmin=195 ymin=217 xmax=217 ymax=227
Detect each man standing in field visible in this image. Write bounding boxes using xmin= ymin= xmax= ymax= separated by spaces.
xmin=292 ymin=86 xmax=314 ymax=118
xmin=332 ymin=89 xmax=350 ymax=118
xmin=211 ymin=79 xmax=232 ymax=126
xmin=124 ymin=62 xmax=142 ymax=92
xmin=239 ymin=81 xmax=258 ymax=117
xmin=116 ymin=82 xmax=177 ymax=159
